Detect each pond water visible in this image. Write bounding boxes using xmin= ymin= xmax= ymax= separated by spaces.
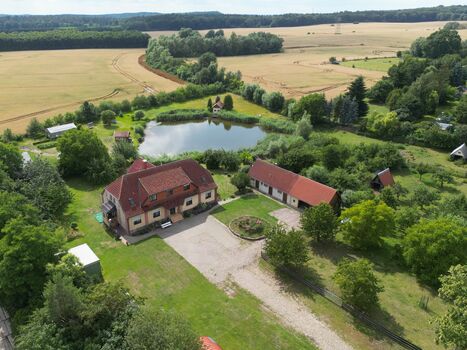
xmin=138 ymin=118 xmax=267 ymax=157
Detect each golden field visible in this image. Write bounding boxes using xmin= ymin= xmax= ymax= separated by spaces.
xmin=0 ymin=49 xmax=180 ymax=132
xmin=151 ymin=21 xmax=467 ymax=99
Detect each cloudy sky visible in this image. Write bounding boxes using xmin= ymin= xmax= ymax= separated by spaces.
xmin=0 ymin=0 xmax=462 ymax=15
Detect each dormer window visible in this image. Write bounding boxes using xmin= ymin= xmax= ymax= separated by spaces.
xmin=183 ymin=184 xmax=190 ymax=191
xmin=149 ymin=194 xmax=157 ymax=201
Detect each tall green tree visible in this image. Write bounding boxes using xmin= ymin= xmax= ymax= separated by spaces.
xmin=301 ymin=203 xmax=338 ymax=242
xmin=206 ymin=98 xmax=213 ymax=112
xmin=19 ymin=159 xmax=72 ymax=219
xmin=292 ymin=93 xmax=327 ymax=123
xmin=0 ymin=141 xmax=23 ymax=178
xmin=347 ymin=76 xmax=368 ymax=117
xmin=333 ymin=258 xmax=384 ymax=311
xmin=403 ymin=217 xmax=467 ymax=286
xmin=57 ymin=129 xmax=114 ymax=184
xmin=433 ymin=264 xmax=467 ymax=350
xmin=26 ymin=118 xmax=45 ymax=139
xmin=339 ymin=200 xmax=395 ymax=250
xmin=0 ymin=218 xmax=63 ymax=312
xmin=125 ymin=309 xmax=202 ymax=350
xmin=264 ymin=225 xmax=308 ymax=268
xmin=223 ymin=94 xmax=234 ymax=110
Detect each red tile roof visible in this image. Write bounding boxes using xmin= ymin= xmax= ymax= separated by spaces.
xmin=200 ymin=337 xmax=223 ymax=350
xmin=127 ymin=159 xmax=156 ymax=174
xmin=139 ymin=167 xmax=191 ymax=195
xmin=213 ymin=101 xmax=224 ymax=109
xmin=105 ymin=159 xmax=216 ymax=217
xmin=249 ymin=159 xmax=338 ymax=206
xmin=376 ymin=168 xmax=395 ymax=187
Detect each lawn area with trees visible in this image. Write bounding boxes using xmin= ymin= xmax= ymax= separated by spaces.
xmin=63 ymin=179 xmax=316 ymax=350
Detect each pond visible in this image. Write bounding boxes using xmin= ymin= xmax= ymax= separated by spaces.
xmin=139 ymin=118 xmax=267 ymax=157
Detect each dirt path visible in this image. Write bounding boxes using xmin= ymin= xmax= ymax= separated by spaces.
xmin=138 ymin=54 xmax=186 ymax=85
xmin=158 ymin=213 xmax=352 ymax=350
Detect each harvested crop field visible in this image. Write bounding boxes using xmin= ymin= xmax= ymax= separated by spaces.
xmin=0 ymin=49 xmax=180 ymax=132
xmin=149 ymin=21 xmax=467 ymax=98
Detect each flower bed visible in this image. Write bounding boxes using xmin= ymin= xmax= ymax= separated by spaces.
xmin=229 ymin=215 xmax=269 ymax=240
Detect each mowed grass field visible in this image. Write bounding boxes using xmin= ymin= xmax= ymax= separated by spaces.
xmin=150 ymin=21 xmax=467 ymax=99
xmin=0 ymin=49 xmax=180 ymax=132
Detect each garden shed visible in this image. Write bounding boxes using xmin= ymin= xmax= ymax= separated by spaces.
xmin=68 ymin=243 xmax=101 ymax=276
xmin=46 ymin=123 xmax=77 ymax=139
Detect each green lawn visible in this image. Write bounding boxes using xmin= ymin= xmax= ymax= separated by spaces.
xmin=64 ymin=179 xmax=316 ymax=350
xmin=341 ymin=57 xmax=399 ymax=72
xmin=212 ymin=194 xmax=284 ymax=226
xmin=211 ymin=172 xmax=237 ymax=200
xmin=298 ymin=235 xmax=447 ymax=350
xmin=145 ymin=94 xmax=283 ymax=120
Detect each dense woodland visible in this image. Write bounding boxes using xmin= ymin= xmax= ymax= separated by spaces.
xmin=0 ymin=29 xmax=150 ymax=51
xmin=155 ymin=28 xmax=283 ymax=57
xmin=1 ymin=6 xmax=466 ymax=31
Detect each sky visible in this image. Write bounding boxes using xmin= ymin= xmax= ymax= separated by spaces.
xmin=0 ymin=0 xmax=463 ymax=15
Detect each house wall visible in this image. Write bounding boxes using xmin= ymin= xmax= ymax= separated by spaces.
xmin=181 ymin=195 xmax=199 ymax=211
xmin=287 ymin=195 xmax=299 ymax=208
xmin=200 ymin=189 xmax=215 ymax=203
xmin=147 ymin=206 xmax=166 ymax=224
xmin=249 ymin=176 xmax=299 ymax=207
xmin=103 ymin=190 xmax=128 ymax=232
xmin=128 ymin=214 xmax=146 ymax=232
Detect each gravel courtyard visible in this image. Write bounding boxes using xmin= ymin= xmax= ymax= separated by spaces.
xmin=158 ymin=211 xmax=352 ymax=350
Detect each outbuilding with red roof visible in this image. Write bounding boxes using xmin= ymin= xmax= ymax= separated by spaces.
xmin=370 ymin=168 xmax=395 ymax=191
xmin=248 ymin=159 xmax=340 ymax=211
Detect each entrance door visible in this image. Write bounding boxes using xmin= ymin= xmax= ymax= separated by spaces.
xmin=255 ymin=180 xmax=259 ymax=189
xmin=268 ymin=186 xmax=273 ymax=195
xmin=282 ymin=192 xmax=288 ymax=203
xmin=170 ymin=207 xmax=176 ymax=215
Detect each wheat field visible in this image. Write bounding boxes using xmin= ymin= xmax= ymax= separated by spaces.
xmin=149 ymin=21 xmax=467 ymax=99
xmin=0 ymin=49 xmax=180 ymax=132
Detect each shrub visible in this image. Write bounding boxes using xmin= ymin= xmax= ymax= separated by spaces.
xmin=333 ymin=258 xmax=384 ymax=311
xmin=264 ymin=225 xmax=308 ymax=268
xmin=230 ymin=172 xmax=250 ymax=192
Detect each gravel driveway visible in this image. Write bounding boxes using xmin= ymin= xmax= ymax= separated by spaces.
xmin=158 ymin=211 xmax=352 ymax=350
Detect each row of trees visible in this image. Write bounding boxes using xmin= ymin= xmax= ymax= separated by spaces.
xmin=155 ymin=28 xmax=283 ymax=57
xmin=240 ymin=76 xmax=368 ymax=124
xmin=122 ymin=7 xmax=467 ymax=31
xmin=26 ymin=82 xmax=227 ymax=138
xmin=146 ymin=44 xmax=242 ymax=89
xmin=368 ymin=27 xmax=466 ymax=121
xmin=0 ymin=29 xmax=150 ymax=51
xmin=1 ymin=7 xmax=466 ymax=32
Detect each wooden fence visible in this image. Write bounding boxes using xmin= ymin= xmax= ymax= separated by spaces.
xmin=261 ymin=252 xmax=422 ymax=350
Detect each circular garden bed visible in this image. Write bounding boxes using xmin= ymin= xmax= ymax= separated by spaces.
xmin=229 ymin=216 xmax=270 ymax=241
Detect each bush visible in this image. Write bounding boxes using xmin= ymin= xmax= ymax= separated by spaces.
xmin=230 ymin=172 xmax=250 ymax=192
xmin=157 ymin=109 xmax=209 ymax=122
xmin=133 ymin=110 xmax=145 ymax=121
xmin=333 ymin=258 xmax=384 ymax=311
xmin=36 ymin=141 xmax=57 ymax=150
xmin=264 ymin=225 xmax=308 ymax=268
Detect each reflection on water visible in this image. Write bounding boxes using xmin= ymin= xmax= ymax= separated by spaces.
xmin=138 ymin=118 xmax=267 ymax=157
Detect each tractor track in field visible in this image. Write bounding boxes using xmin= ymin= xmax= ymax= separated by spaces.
xmin=0 ymin=89 xmax=120 ymax=126
xmin=111 ymin=53 xmax=158 ymax=94
xmin=1 ymin=52 xmax=157 ymax=127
